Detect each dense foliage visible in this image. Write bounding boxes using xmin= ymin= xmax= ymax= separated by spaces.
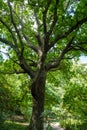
xmin=0 ymin=0 xmax=87 ymax=130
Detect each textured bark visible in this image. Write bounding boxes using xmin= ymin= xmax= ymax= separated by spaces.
xmin=29 ymin=70 xmax=46 ymax=130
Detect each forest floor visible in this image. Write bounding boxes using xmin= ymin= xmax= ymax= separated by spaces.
xmin=51 ymin=123 xmax=64 ymax=130
xmin=1 ymin=115 xmax=64 ymax=130
xmin=11 ymin=115 xmax=64 ymax=130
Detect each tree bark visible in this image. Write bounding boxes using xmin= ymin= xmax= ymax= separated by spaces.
xmin=29 ymin=70 xmax=46 ymax=130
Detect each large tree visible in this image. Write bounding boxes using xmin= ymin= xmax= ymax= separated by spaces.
xmin=0 ymin=0 xmax=87 ymax=130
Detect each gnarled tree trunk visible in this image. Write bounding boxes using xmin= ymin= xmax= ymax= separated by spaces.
xmin=29 ymin=70 xmax=46 ymax=130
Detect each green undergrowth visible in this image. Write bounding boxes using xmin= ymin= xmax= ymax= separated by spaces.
xmin=0 ymin=120 xmax=28 ymax=130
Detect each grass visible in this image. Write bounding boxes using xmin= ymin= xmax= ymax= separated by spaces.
xmin=0 ymin=120 xmax=28 ymax=130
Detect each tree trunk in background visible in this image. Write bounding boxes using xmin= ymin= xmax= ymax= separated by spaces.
xmin=29 ymin=70 xmax=46 ymax=130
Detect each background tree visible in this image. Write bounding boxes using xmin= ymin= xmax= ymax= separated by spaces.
xmin=63 ymin=63 xmax=87 ymax=130
xmin=0 ymin=0 xmax=87 ymax=130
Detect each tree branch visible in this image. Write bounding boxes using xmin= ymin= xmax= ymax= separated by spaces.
xmin=0 ymin=18 xmax=17 ymax=45
xmin=64 ymin=0 xmax=71 ymax=11
xmin=72 ymin=45 xmax=87 ymax=53
xmin=12 ymin=10 xmax=25 ymax=29
xmin=23 ymin=34 xmax=39 ymax=53
xmin=0 ymin=37 xmax=15 ymax=50
xmin=47 ymin=0 xmax=59 ymax=36
xmin=34 ymin=11 xmax=44 ymax=47
xmin=0 ymin=37 xmax=34 ymax=78
xmin=47 ymin=17 xmax=87 ymax=51
xmin=46 ymin=36 xmax=74 ymax=71
xmin=7 ymin=0 xmax=24 ymax=56
xmin=44 ymin=0 xmax=59 ymax=50
xmin=0 ymin=37 xmax=21 ymax=57
xmin=0 ymin=48 xmax=36 ymax=78
xmin=12 ymin=10 xmax=39 ymax=54
xmin=17 ymin=55 xmax=35 ymax=78
xmin=34 ymin=10 xmax=41 ymax=31
xmin=43 ymin=0 xmax=52 ymax=34
xmin=36 ymin=34 xmax=44 ymax=47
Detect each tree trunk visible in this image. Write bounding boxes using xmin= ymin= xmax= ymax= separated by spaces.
xmin=29 ymin=70 xmax=46 ymax=130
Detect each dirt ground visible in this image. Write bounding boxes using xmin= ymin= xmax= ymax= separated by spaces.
xmin=10 ymin=115 xmax=64 ymax=130
xmin=51 ymin=123 xmax=64 ymax=130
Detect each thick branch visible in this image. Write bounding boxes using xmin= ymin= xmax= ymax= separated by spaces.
xmin=34 ymin=11 xmax=44 ymax=47
xmin=43 ymin=0 xmax=52 ymax=34
xmin=18 ymin=56 xmax=35 ymax=78
xmin=13 ymin=10 xmax=25 ymax=29
xmin=44 ymin=0 xmax=59 ymax=49
xmin=36 ymin=34 xmax=44 ymax=47
xmin=0 ymin=37 xmax=34 ymax=78
xmin=8 ymin=1 xmax=22 ymax=43
xmin=12 ymin=10 xmax=39 ymax=54
xmin=0 ymin=18 xmax=17 ymax=45
xmin=34 ymin=11 xmax=40 ymax=31
xmin=23 ymin=34 xmax=39 ymax=53
xmin=8 ymin=0 xmax=24 ymax=56
xmin=46 ymin=36 xmax=74 ymax=71
xmin=47 ymin=17 xmax=87 ymax=51
xmin=47 ymin=0 xmax=59 ymax=36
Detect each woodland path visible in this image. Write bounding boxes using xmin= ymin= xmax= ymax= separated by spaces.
xmin=10 ymin=115 xmax=64 ymax=130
